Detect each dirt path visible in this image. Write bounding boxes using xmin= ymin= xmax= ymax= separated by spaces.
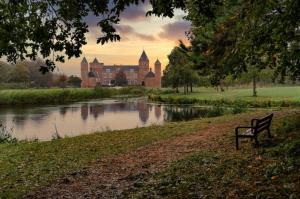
xmin=24 ymin=110 xmax=298 ymax=199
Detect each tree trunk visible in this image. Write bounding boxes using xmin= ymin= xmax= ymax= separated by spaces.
xmin=253 ymin=76 xmax=257 ymax=97
xmin=190 ymin=83 xmax=193 ymax=93
xmin=176 ymin=87 xmax=179 ymax=93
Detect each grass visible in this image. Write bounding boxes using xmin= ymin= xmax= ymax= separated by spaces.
xmin=127 ymin=113 xmax=300 ymax=198
xmin=0 ymin=109 xmax=297 ymax=198
xmin=0 ymin=117 xmax=209 ymax=198
xmin=149 ymin=86 xmax=300 ymax=107
xmin=0 ymin=87 xmax=148 ymax=105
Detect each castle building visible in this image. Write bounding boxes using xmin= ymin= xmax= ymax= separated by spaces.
xmin=81 ymin=50 xmax=161 ymax=88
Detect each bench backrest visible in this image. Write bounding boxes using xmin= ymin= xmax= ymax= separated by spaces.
xmin=253 ymin=113 xmax=273 ymax=133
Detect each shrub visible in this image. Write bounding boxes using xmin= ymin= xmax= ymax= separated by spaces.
xmin=0 ymin=122 xmax=17 ymax=144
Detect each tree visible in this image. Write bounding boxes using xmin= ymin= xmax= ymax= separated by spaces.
xmin=0 ymin=62 xmax=12 ymax=83
xmin=164 ymin=46 xmax=199 ymax=94
xmin=0 ymin=0 xmax=223 ymax=72
xmin=9 ymin=62 xmax=30 ymax=85
xmin=68 ymin=76 xmax=82 ymax=88
xmin=115 ymin=70 xmax=127 ymax=86
xmin=58 ymin=74 xmax=68 ymax=88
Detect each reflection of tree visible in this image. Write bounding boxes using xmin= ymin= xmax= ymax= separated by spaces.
xmin=59 ymin=107 xmax=69 ymax=116
xmin=163 ymin=106 xmax=208 ymax=122
xmin=89 ymin=105 xmax=104 ymax=119
xmin=137 ymin=102 xmax=149 ymax=123
xmin=13 ymin=115 xmax=27 ymax=128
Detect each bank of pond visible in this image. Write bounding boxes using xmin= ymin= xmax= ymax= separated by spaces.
xmin=0 ymin=98 xmax=248 ymax=142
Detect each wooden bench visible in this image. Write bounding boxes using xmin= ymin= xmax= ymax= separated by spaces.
xmin=235 ymin=113 xmax=273 ymax=150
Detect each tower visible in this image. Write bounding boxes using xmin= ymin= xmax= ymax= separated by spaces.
xmin=138 ymin=50 xmax=150 ymax=85
xmin=81 ymin=57 xmax=89 ymax=87
xmin=155 ymin=59 xmax=161 ymax=87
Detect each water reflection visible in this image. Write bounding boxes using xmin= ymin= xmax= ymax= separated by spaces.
xmin=0 ymin=99 xmax=217 ymax=141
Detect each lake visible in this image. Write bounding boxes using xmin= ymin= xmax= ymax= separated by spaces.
xmin=0 ymin=98 xmax=218 ymax=141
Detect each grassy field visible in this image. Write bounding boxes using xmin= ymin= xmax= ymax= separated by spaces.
xmin=127 ymin=113 xmax=300 ymax=198
xmin=0 ymin=87 xmax=147 ymax=105
xmin=149 ymin=86 xmax=300 ymax=107
xmin=0 ymin=109 xmax=299 ymax=198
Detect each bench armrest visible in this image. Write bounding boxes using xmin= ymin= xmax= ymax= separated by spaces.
xmin=251 ymin=119 xmax=259 ymax=126
xmin=235 ymin=126 xmax=253 ymax=135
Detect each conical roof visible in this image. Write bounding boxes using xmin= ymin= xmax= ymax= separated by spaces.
xmin=155 ymin=59 xmax=161 ymax=65
xmin=139 ymin=50 xmax=149 ymax=62
xmin=92 ymin=58 xmax=99 ymax=64
xmin=81 ymin=57 xmax=88 ymax=64
xmin=145 ymin=69 xmax=155 ymax=78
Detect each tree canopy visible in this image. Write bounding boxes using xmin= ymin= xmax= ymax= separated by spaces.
xmin=0 ymin=0 xmax=299 ymax=81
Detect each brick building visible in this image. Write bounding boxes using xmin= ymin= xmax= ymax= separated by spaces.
xmin=81 ymin=50 xmax=161 ymax=88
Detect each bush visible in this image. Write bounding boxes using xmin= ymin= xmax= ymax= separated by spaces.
xmin=0 ymin=123 xmax=17 ymax=144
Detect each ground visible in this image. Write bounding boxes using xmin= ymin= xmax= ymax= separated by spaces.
xmin=1 ymin=108 xmax=299 ymax=198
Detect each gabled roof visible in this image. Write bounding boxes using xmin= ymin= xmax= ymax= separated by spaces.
xmin=139 ymin=50 xmax=149 ymax=62
xmin=81 ymin=57 xmax=88 ymax=64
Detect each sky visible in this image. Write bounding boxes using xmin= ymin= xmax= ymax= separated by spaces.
xmin=57 ymin=2 xmax=191 ymax=76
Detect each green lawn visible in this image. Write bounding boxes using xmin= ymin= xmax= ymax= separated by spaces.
xmin=165 ymin=86 xmax=300 ymax=101
xmin=150 ymin=86 xmax=300 ymax=107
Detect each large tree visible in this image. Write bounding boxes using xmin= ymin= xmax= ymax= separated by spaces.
xmin=0 ymin=0 xmax=223 ymax=73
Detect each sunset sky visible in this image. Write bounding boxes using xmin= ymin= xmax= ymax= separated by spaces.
xmin=57 ymin=3 xmax=191 ymax=76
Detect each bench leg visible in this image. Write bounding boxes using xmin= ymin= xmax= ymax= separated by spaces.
xmin=267 ymin=129 xmax=272 ymax=138
xmin=254 ymin=137 xmax=259 ymax=148
xmin=236 ymin=136 xmax=239 ymax=150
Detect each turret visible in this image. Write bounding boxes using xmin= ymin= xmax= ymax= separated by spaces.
xmin=155 ymin=59 xmax=161 ymax=87
xmin=81 ymin=57 xmax=89 ymax=87
xmin=139 ymin=50 xmax=149 ymax=69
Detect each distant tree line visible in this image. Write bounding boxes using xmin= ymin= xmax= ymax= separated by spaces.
xmin=0 ymin=60 xmax=81 ymax=88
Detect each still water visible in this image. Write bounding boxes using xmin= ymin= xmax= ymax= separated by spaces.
xmin=0 ymin=98 xmax=214 ymax=141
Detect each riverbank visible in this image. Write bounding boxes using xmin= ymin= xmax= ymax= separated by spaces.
xmin=0 ymin=109 xmax=299 ymax=198
xmin=0 ymin=87 xmax=147 ymax=105
xmin=148 ymin=86 xmax=300 ymax=107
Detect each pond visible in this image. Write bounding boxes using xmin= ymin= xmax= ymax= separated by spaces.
xmin=0 ymin=98 xmax=221 ymax=141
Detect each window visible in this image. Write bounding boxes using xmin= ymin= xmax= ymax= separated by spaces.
xmin=106 ymin=68 xmax=111 ymax=73
xmin=130 ymin=68 xmax=134 ymax=72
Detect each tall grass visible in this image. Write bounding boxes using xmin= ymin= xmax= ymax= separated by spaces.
xmin=0 ymin=87 xmax=147 ymax=105
xmin=148 ymin=94 xmax=300 ymax=108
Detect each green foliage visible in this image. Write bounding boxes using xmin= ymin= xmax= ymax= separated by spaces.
xmin=67 ymin=75 xmax=82 ymax=88
xmin=0 ymin=87 xmax=147 ymax=105
xmin=0 ymin=123 xmax=17 ymax=144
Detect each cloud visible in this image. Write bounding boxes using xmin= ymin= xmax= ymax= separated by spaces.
xmin=159 ymin=21 xmax=191 ymax=42
xmin=120 ymin=4 xmax=148 ymax=21
xmin=115 ymin=25 xmax=156 ymax=41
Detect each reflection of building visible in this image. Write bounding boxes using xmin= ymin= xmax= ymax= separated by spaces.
xmin=81 ymin=50 xmax=161 ymax=88
xmin=155 ymin=106 xmax=161 ymax=119
xmin=89 ymin=105 xmax=104 ymax=119
xmin=80 ymin=101 xmax=154 ymax=123
xmin=137 ymin=101 xmax=150 ymax=123
xmin=81 ymin=104 xmax=88 ymax=121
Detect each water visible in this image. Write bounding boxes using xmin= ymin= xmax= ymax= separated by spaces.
xmin=0 ymin=98 xmax=217 ymax=141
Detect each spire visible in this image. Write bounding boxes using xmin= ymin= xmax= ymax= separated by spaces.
xmin=139 ymin=50 xmax=149 ymax=62
xmin=81 ymin=57 xmax=88 ymax=65
xmin=155 ymin=59 xmax=161 ymax=65
xmin=92 ymin=58 xmax=99 ymax=64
